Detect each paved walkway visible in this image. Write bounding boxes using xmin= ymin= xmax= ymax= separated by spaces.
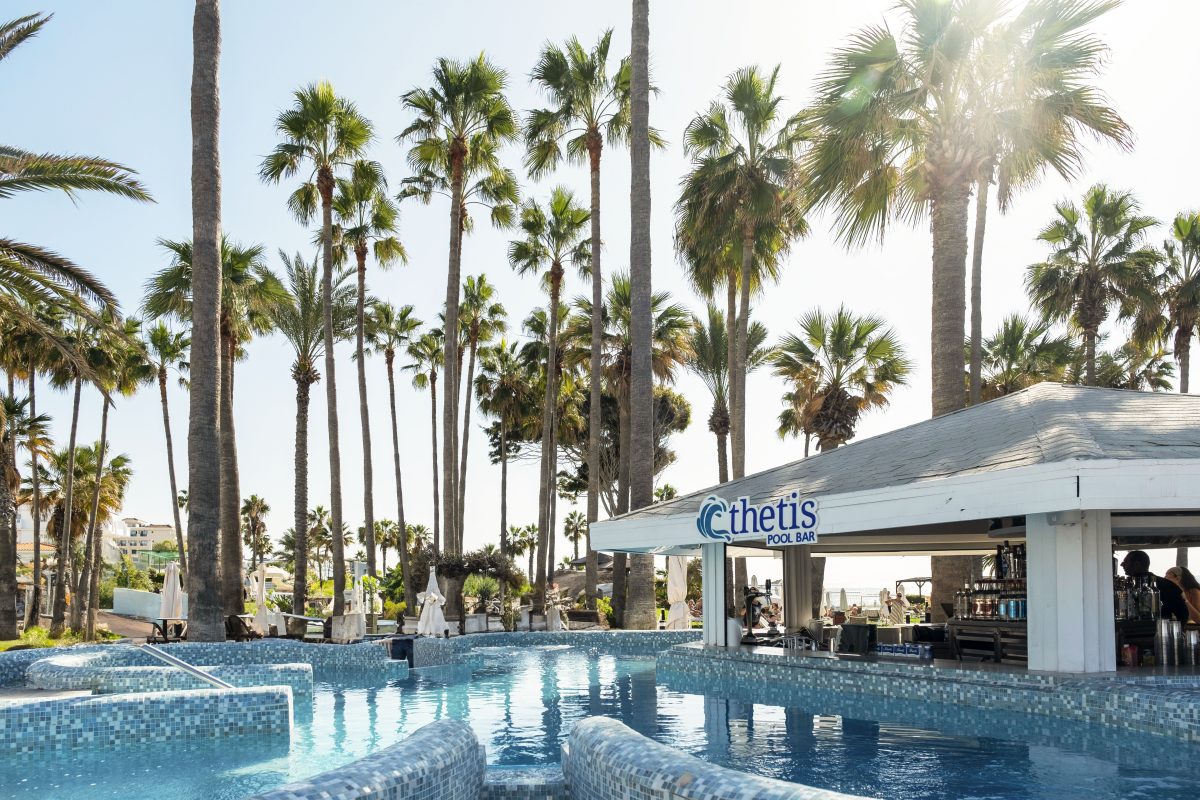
xmin=97 ymin=611 xmax=152 ymax=640
xmin=0 ymin=686 xmax=90 ymax=704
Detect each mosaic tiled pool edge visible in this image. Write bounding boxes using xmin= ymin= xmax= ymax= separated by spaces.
xmin=412 ymin=628 xmax=702 ymax=668
xmin=0 ymin=686 xmax=293 ymax=754
xmin=563 ymin=716 xmax=866 ymax=800
xmin=657 ymin=642 xmax=1200 ymax=742
xmin=246 ymin=718 xmax=485 ymax=800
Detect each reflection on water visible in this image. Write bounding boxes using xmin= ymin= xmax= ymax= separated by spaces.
xmin=1 ymin=644 xmax=1197 ymax=800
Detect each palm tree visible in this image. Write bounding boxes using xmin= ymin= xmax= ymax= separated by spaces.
xmin=509 ymin=187 xmax=590 ymax=612
xmin=507 ymin=524 xmax=538 ymax=585
xmin=185 ymin=0 xmax=225 ymax=643
xmin=240 ymin=495 xmax=270 ymax=571
xmin=306 ymin=505 xmax=332 ymax=583
xmin=965 ymin=1 xmax=1130 ymax=403
xmin=366 ymin=301 xmax=422 ymax=612
xmin=976 ymin=314 xmax=1074 ymax=399
xmin=475 ymin=339 xmax=530 ymax=610
xmin=331 ymin=159 xmax=406 ymax=580
xmin=562 ymin=510 xmax=587 ymax=563
xmin=75 ymin=317 xmax=152 ymax=636
xmin=525 ymin=29 xmax=660 ymax=609
xmin=677 ymin=65 xmax=808 ymax=481
xmin=399 ymin=55 xmax=518 ymax=557
xmin=1153 ymin=213 xmax=1200 ymax=393
xmin=805 ymin=2 xmax=1127 ymax=417
xmin=375 ymin=519 xmax=398 ymax=575
xmin=261 ymin=82 xmax=372 ymax=617
xmin=405 ymin=329 xmax=445 ymax=552
xmin=144 ymin=322 xmax=190 ymax=581
xmin=271 ymin=250 xmax=354 ymax=614
xmin=145 ymin=237 xmax=286 ymax=615
xmin=683 ymin=304 xmax=770 ymax=483
xmin=773 ymin=306 xmax=912 ymax=452
xmin=456 ymin=275 xmax=506 ymax=536
xmin=407 ymin=523 xmax=431 ymax=553
xmin=1026 ymin=185 xmax=1161 ymax=386
xmin=1091 ymin=339 xmax=1175 ymax=391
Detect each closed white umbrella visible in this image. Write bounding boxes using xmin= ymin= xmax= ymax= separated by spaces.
xmin=416 ymin=567 xmax=448 ymax=637
xmin=159 ymin=561 xmax=183 ymax=620
xmin=252 ymin=563 xmax=270 ymax=635
xmin=665 ymin=556 xmax=689 ymax=630
xmin=839 ymin=588 xmax=848 ymax=612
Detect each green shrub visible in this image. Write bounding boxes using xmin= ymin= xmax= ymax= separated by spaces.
xmin=596 ymin=596 xmax=615 ymax=627
xmin=463 ymin=574 xmax=500 ymax=612
xmin=383 ymin=599 xmax=406 ymax=622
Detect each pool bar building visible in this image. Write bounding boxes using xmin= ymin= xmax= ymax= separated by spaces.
xmin=593 ymin=383 xmax=1200 ymax=674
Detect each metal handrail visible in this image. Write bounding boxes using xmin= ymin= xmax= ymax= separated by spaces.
xmin=138 ymin=643 xmax=234 ymax=689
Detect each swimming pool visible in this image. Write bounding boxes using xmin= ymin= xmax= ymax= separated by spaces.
xmin=4 ymin=643 xmax=1198 ymax=799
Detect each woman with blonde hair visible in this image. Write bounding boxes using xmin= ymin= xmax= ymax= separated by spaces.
xmin=1164 ymin=566 xmax=1200 ymax=623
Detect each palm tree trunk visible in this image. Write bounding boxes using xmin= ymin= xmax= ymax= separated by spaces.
xmin=969 ymin=176 xmax=989 ymax=406
xmin=733 ymin=226 xmax=753 ymax=480
xmin=725 ymin=278 xmax=738 ymax=478
xmin=86 ymin=502 xmax=103 ymax=641
xmin=26 ymin=364 xmax=42 ymax=629
xmin=0 ymin=417 xmax=14 ymax=641
xmin=533 ymin=271 xmax=563 ymax=615
xmin=442 ymin=152 xmax=467 ymax=557
xmin=585 ymin=133 xmax=604 ymax=611
xmin=219 ymin=330 xmax=244 ymax=615
xmin=158 ymin=370 xmax=188 ymax=583
xmin=187 ymin=0 xmax=225 ymax=643
xmin=318 ymin=169 xmax=346 ymax=616
xmin=548 ymin=430 xmax=558 ymax=587
xmin=292 ymin=374 xmax=310 ymax=615
xmin=499 ymin=425 xmax=508 ymax=611
xmin=353 ymin=249 xmax=377 ymax=578
xmin=72 ymin=398 xmax=109 ymax=633
xmin=386 ymin=354 xmax=415 ymax=614
xmin=611 ymin=388 xmax=631 ymax=627
xmin=50 ymin=376 xmax=81 ymax=637
xmin=1179 ymin=332 xmax=1191 ymax=394
xmin=429 ymin=375 xmax=441 ymax=553
xmin=1084 ymin=328 xmax=1098 ymax=387
xmin=457 ymin=338 xmax=479 ymax=539
xmin=930 ymin=179 xmax=971 ymax=417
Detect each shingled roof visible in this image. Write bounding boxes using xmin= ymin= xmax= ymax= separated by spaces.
xmin=618 ymin=383 xmax=1200 ymax=521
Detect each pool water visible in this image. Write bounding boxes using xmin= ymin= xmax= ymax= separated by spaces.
xmin=4 ymin=643 xmax=1199 ymax=799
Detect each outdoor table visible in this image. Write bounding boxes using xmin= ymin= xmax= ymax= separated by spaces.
xmin=875 ymin=624 xmax=916 ymax=645
xmin=148 ymin=618 xmax=186 ymax=643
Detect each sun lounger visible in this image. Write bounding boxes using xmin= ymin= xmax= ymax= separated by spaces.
xmin=225 ymin=614 xmax=263 ymax=642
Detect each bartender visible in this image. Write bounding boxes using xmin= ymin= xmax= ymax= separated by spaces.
xmin=1121 ymin=550 xmax=1188 ymax=621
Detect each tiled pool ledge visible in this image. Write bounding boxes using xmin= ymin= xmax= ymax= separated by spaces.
xmin=0 ymin=685 xmax=293 ymax=754
xmin=656 ymin=642 xmax=1200 ymax=742
xmin=412 ymin=628 xmax=702 ymax=668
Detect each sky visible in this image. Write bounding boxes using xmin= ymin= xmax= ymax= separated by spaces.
xmin=5 ymin=1 xmax=1197 ymax=589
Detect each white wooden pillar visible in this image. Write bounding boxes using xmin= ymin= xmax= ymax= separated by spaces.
xmin=1026 ymin=510 xmax=1116 ymax=672
xmin=782 ymin=546 xmax=815 ymax=632
xmin=701 ymin=543 xmax=726 ymax=646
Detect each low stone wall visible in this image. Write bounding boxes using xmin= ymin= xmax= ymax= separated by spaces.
xmin=247 ymin=719 xmax=485 ymax=800
xmin=657 ymin=643 xmax=1200 ymax=742
xmin=0 ymin=686 xmax=292 ymax=755
xmin=563 ymin=716 xmax=867 ymax=800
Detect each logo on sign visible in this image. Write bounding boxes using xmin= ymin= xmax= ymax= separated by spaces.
xmin=695 ymin=490 xmax=818 ymax=545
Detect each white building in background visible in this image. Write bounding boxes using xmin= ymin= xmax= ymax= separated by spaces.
xmin=107 ymin=518 xmax=179 ymax=562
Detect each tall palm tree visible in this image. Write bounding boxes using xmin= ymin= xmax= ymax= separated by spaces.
xmin=306 ymin=505 xmax=332 ymax=583
xmin=405 ymin=329 xmax=445 ymax=552
xmin=965 ymin=0 xmax=1130 ymax=403
xmin=456 ymin=274 xmax=506 ymax=536
xmin=374 ymin=519 xmax=398 ymax=575
xmin=976 ymin=314 xmax=1074 ymax=399
xmin=331 ymin=159 xmax=406 ymax=580
xmin=1154 ymin=212 xmax=1200 ymax=393
xmin=475 ymin=339 xmax=531 ymax=608
xmin=240 ymin=495 xmax=270 ymax=571
xmin=773 ymin=306 xmax=911 ymax=452
xmin=144 ymin=322 xmax=190 ymax=581
xmin=562 ymin=509 xmax=587 ymax=563
xmin=261 ymin=81 xmax=372 ymax=617
xmin=507 ymin=523 xmax=538 ymax=586
xmin=525 ymin=29 xmax=660 ymax=609
xmin=399 ymin=55 xmax=517 ymax=557
xmin=366 ymin=301 xmax=422 ymax=612
xmin=145 ymin=237 xmax=285 ymax=614
xmin=186 ymin=0 xmax=225 ymax=642
xmin=271 ymin=250 xmax=355 ymax=614
xmin=1026 ymin=184 xmax=1161 ymax=385
xmin=75 ymin=316 xmax=152 ymax=635
xmin=627 ymin=0 xmax=655 ymax=630
xmin=677 ymin=65 xmax=808 ymax=481
xmin=509 ymin=187 xmax=590 ymax=612
xmin=684 ymin=304 xmax=770 ymax=483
